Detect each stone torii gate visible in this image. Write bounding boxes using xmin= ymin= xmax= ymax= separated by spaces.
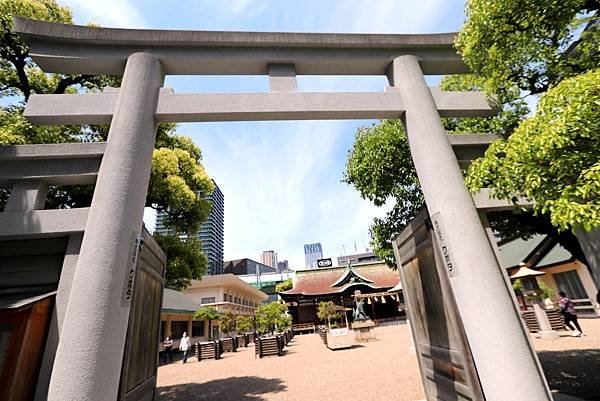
xmin=12 ymin=17 xmax=552 ymax=401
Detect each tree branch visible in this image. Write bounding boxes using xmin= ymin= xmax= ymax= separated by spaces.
xmin=53 ymin=74 xmax=95 ymax=94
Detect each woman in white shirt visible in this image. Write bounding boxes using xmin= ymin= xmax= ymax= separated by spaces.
xmin=179 ymin=332 xmax=191 ymax=363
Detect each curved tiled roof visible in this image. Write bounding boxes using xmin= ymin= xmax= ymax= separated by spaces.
xmin=282 ymin=262 xmax=400 ymax=296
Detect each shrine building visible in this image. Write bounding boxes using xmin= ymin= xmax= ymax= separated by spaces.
xmin=279 ymin=261 xmax=404 ymax=326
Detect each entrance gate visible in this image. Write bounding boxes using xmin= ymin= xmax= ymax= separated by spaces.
xmin=6 ymin=17 xmax=553 ymax=401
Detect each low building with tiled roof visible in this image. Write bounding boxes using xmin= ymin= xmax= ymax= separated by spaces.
xmin=279 ymin=261 xmax=403 ymax=326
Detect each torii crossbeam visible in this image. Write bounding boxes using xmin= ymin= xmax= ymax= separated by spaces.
xmin=12 ymin=17 xmax=552 ymax=401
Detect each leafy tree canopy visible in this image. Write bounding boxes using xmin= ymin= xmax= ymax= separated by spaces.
xmin=235 ymin=315 xmax=254 ymax=333
xmin=457 ymin=0 xmax=600 ymax=95
xmin=194 ymin=306 xmax=221 ymax=322
xmin=194 ymin=306 xmax=221 ymax=339
xmin=275 ymin=278 xmax=293 ymax=293
xmin=466 ymin=69 xmax=600 ymax=232
xmin=316 ymin=301 xmax=342 ymax=325
xmin=344 ymin=75 xmax=527 ymax=266
xmin=155 ymin=235 xmax=208 ymax=290
xmin=219 ymin=310 xmax=237 ymax=335
xmin=255 ymin=302 xmax=290 ymax=334
xmin=0 ymin=0 xmax=215 ymax=288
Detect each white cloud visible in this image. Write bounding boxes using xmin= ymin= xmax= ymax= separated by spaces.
xmin=118 ymin=0 xmax=464 ymax=269
xmin=61 ymin=0 xmax=147 ymax=28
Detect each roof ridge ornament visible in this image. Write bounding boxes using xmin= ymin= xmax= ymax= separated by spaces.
xmin=330 ymin=261 xmax=374 ymax=287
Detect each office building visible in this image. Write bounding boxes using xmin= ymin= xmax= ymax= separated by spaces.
xmin=223 ymin=258 xmax=275 ymax=276
xmin=155 ymin=180 xmax=225 ymax=275
xmin=261 ymin=250 xmax=278 ymax=271
xmin=338 ymin=250 xmax=382 ymax=266
xmin=278 ymin=260 xmax=289 ymax=272
xmin=304 ymin=243 xmax=323 ymax=269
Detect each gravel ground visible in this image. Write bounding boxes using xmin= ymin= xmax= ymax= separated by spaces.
xmin=532 ymin=319 xmax=600 ymax=401
xmin=157 ymin=320 xmax=600 ymax=401
xmin=156 ymin=325 xmax=425 ymax=401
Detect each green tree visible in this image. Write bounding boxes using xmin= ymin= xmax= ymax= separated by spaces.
xmin=343 ymin=120 xmax=423 ymax=266
xmin=235 ymin=315 xmax=254 ymax=333
xmin=255 ymin=302 xmax=290 ymax=334
xmin=539 ymin=282 xmax=556 ymax=300
xmin=218 ymin=311 xmax=237 ymax=336
xmin=0 ymin=0 xmax=215 ymax=287
xmin=317 ymin=301 xmax=342 ymax=328
xmin=194 ymin=306 xmax=221 ymax=339
xmin=275 ymin=278 xmax=293 ymax=293
xmin=457 ymin=0 xmax=600 ymax=95
xmin=466 ymin=69 xmax=600 ymax=233
xmin=154 ymin=235 xmax=208 ymax=290
xmin=344 ymin=75 xmax=527 ymax=266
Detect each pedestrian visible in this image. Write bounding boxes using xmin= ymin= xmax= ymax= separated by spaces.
xmin=179 ymin=332 xmax=191 ymax=363
xmin=559 ymin=291 xmax=583 ymax=336
xmin=162 ymin=336 xmax=173 ymax=364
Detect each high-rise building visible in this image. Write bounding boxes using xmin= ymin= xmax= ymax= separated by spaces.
xmin=277 ymin=260 xmax=289 ymax=272
xmin=304 ymin=243 xmax=323 ymax=269
xmin=223 ymin=258 xmax=275 ymax=276
xmin=200 ymin=182 xmax=225 ymax=275
xmin=155 ymin=180 xmax=225 ymax=275
xmin=261 ymin=250 xmax=278 ymax=271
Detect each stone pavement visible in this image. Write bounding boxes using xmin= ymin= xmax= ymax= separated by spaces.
xmin=157 ymin=325 xmax=425 ymax=401
xmin=157 ymin=320 xmax=600 ymax=401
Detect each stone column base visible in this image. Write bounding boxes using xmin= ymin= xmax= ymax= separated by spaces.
xmin=537 ymin=330 xmax=559 ymax=340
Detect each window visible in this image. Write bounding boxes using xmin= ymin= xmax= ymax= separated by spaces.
xmin=201 ymin=297 xmax=215 ymax=304
xmin=520 ymin=277 xmax=539 ymax=291
xmin=170 ymin=321 xmax=187 ymax=339
xmin=234 ymin=296 xmax=238 ymax=304
xmin=553 ymin=270 xmax=587 ymax=299
xmin=223 ymin=293 xmax=228 ymax=302
xmin=192 ymin=321 xmax=204 ymax=337
xmin=228 ymin=294 xmax=233 ymax=302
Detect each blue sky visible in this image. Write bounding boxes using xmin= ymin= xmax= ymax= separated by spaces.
xmin=60 ymin=0 xmax=467 ymax=269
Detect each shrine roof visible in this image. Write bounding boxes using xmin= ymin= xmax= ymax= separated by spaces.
xmin=281 ymin=262 xmax=400 ymax=296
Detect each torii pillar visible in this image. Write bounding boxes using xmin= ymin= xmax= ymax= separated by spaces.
xmin=47 ymin=53 xmax=164 ymax=401
xmin=390 ymin=55 xmax=552 ymax=400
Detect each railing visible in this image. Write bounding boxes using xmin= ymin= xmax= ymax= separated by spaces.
xmin=373 ymin=317 xmax=407 ymax=327
xmin=292 ymin=323 xmax=316 ymax=333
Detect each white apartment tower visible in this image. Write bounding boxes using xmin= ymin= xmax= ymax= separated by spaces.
xmin=304 ymin=243 xmax=323 ymax=269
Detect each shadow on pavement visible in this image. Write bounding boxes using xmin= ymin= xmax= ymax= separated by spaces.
xmin=157 ymin=376 xmax=286 ymax=401
xmin=538 ymin=349 xmax=600 ymax=401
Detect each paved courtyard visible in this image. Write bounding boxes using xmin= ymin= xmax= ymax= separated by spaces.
xmin=533 ymin=319 xmax=600 ymax=401
xmin=157 ymin=325 xmax=425 ymax=401
xmin=157 ymin=321 xmax=600 ymax=401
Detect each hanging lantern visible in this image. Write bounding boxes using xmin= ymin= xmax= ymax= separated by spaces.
xmin=373 ymin=296 xmax=379 ymax=302
xmin=394 ymin=294 xmax=400 ymax=302
xmin=367 ymin=297 xmax=372 ymax=304
xmin=381 ymin=295 xmax=386 ymax=304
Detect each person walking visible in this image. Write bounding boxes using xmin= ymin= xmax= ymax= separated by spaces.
xmin=559 ymin=291 xmax=583 ymax=336
xmin=179 ymin=332 xmax=191 ymax=363
xmin=162 ymin=336 xmax=173 ymax=364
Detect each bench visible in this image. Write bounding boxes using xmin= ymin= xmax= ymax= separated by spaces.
xmin=221 ymin=337 xmax=238 ymax=352
xmin=235 ymin=334 xmax=249 ymax=347
xmin=318 ymin=327 xmax=328 ymax=346
xmin=194 ymin=340 xmax=222 ymax=361
xmin=292 ymin=323 xmax=316 ymax=334
xmin=255 ymin=334 xmax=285 ymax=358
